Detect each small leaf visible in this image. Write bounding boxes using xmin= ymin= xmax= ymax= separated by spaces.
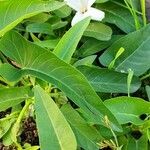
xmin=84 ymin=22 xmax=112 ymax=41
xmin=26 ymin=23 xmax=54 ymax=35
xmin=0 ymin=63 xmax=22 ymax=82
xmin=0 ymin=113 xmax=17 ymax=139
xmin=0 ymin=87 xmax=30 ymax=111
xmin=127 ymin=68 xmax=134 ymax=97
xmin=73 ymin=55 xmax=96 ymax=67
xmin=108 ymin=47 xmax=125 ymax=69
xmin=77 ymin=35 xmax=121 ymax=57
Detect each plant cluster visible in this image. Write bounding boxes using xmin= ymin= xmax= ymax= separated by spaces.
xmin=0 ymin=0 xmax=150 ymax=150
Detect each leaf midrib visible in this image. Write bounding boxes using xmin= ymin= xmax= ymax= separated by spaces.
xmin=116 ymin=35 xmax=150 ymax=70
xmin=37 ymin=91 xmax=64 ymax=150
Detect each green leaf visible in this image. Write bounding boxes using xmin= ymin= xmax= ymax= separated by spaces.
xmin=77 ymin=35 xmax=121 ymax=57
xmin=34 ymin=39 xmax=60 ymax=49
xmin=53 ymin=17 xmax=90 ymax=63
xmin=0 ymin=0 xmax=64 ymax=36
xmin=73 ymin=55 xmax=96 ymax=67
xmin=104 ymin=97 xmax=150 ymax=125
xmin=127 ymin=134 xmax=148 ymax=150
xmin=0 ymin=31 xmax=121 ymax=131
xmin=61 ymin=104 xmax=103 ymax=150
xmin=50 ymin=17 xmax=68 ymax=30
xmin=77 ymin=66 xmax=141 ymax=93
xmin=97 ymin=1 xmax=135 ymax=33
xmin=127 ymin=68 xmax=134 ymax=97
xmin=34 ymin=86 xmax=77 ymax=150
xmin=108 ymin=47 xmax=125 ymax=69
xmin=99 ymin=24 xmax=150 ymax=76
xmin=0 ymin=87 xmax=30 ymax=111
xmin=0 ymin=112 xmax=18 ymax=139
xmin=0 ymin=63 xmax=22 ymax=82
xmin=26 ymin=23 xmax=54 ymax=35
xmin=53 ymin=5 xmax=72 ymax=18
xmin=84 ymin=22 xmax=112 ymax=41
xmin=146 ymin=86 xmax=150 ymax=101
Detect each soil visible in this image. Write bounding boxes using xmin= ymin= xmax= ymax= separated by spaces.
xmin=0 ymin=116 xmax=38 ymax=150
xmin=20 ymin=117 xmax=39 ymax=146
xmin=0 ymin=109 xmax=11 ymax=119
xmin=0 ymin=143 xmax=16 ymax=150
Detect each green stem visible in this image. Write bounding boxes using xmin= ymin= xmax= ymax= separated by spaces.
xmin=140 ymin=0 xmax=147 ymax=26
xmin=124 ymin=0 xmax=141 ymax=30
xmin=140 ymin=73 xmax=150 ymax=80
xmin=111 ymin=0 xmax=142 ymax=15
xmin=16 ymin=99 xmax=33 ymax=124
xmin=110 ymin=128 xmax=119 ymax=148
xmin=130 ymin=0 xmax=141 ymax=29
xmin=12 ymin=99 xmax=33 ymax=143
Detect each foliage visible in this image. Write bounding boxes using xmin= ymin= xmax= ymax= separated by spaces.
xmin=0 ymin=0 xmax=150 ymax=150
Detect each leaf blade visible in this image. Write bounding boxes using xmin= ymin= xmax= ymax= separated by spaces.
xmin=34 ymin=86 xmax=77 ymax=150
xmin=0 ymin=31 xmax=121 ymax=131
xmin=0 ymin=0 xmax=64 ymax=36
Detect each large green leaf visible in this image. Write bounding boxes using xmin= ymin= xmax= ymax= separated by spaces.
xmin=0 ymin=31 xmax=121 ymax=131
xmin=104 ymin=97 xmax=150 ymax=125
xmin=61 ymin=104 xmax=103 ymax=150
xmin=34 ymin=86 xmax=77 ymax=150
xmin=0 ymin=87 xmax=30 ymax=111
xmin=77 ymin=66 xmax=141 ymax=93
xmin=97 ymin=1 xmax=135 ymax=33
xmin=53 ymin=17 xmax=90 ymax=63
xmin=0 ymin=0 xmax=64 ymax=37
xmin=99 ymin=24 xmax=150 ymax=76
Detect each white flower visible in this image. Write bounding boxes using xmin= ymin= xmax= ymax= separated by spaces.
xmin=65 ymin=0 xmax=105 ymax=26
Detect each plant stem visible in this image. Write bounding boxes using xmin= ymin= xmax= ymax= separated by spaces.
xmin=124 ymin=0 xmax=141 ymax=30
xmin=140 ymin=0 xmax=147 ymax=26
xmin=11 ymin=99 xmax=33 ymax=143
xmin=140 ymin=73 xmax=150 ymax=80
xmin=111 ymin=0 xmax=142 ymax=15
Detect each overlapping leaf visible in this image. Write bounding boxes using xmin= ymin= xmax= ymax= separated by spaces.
xmin=99 ymin=24 xmax=150 ymax=76
xmin=61 ymin=104 xmax=103 ymax=150
xmin=0 ymin=31 xmax=121 ymax=131
xmin=77 ymin=66 xmax=141 ymax=93
xmin=0 ymin=0 xmax=64 ymax=36
xmin=0 ymin=87 xmax=30 ymax=111
xmin=97 ymin=1 xmax=135 ymax=33
xmin=104 ymin=97 xmax=150 ymax=125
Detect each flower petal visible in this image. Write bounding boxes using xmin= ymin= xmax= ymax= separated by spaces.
xmin=65 ymin=0 xmax=82 ymax=11
xmin=88 ymin=7 xmax=105 ymax=21
xmin=87 ymin=0 xmax=96 ymax=7
xmin=71 ymin=12 xmax=90 ymax=26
